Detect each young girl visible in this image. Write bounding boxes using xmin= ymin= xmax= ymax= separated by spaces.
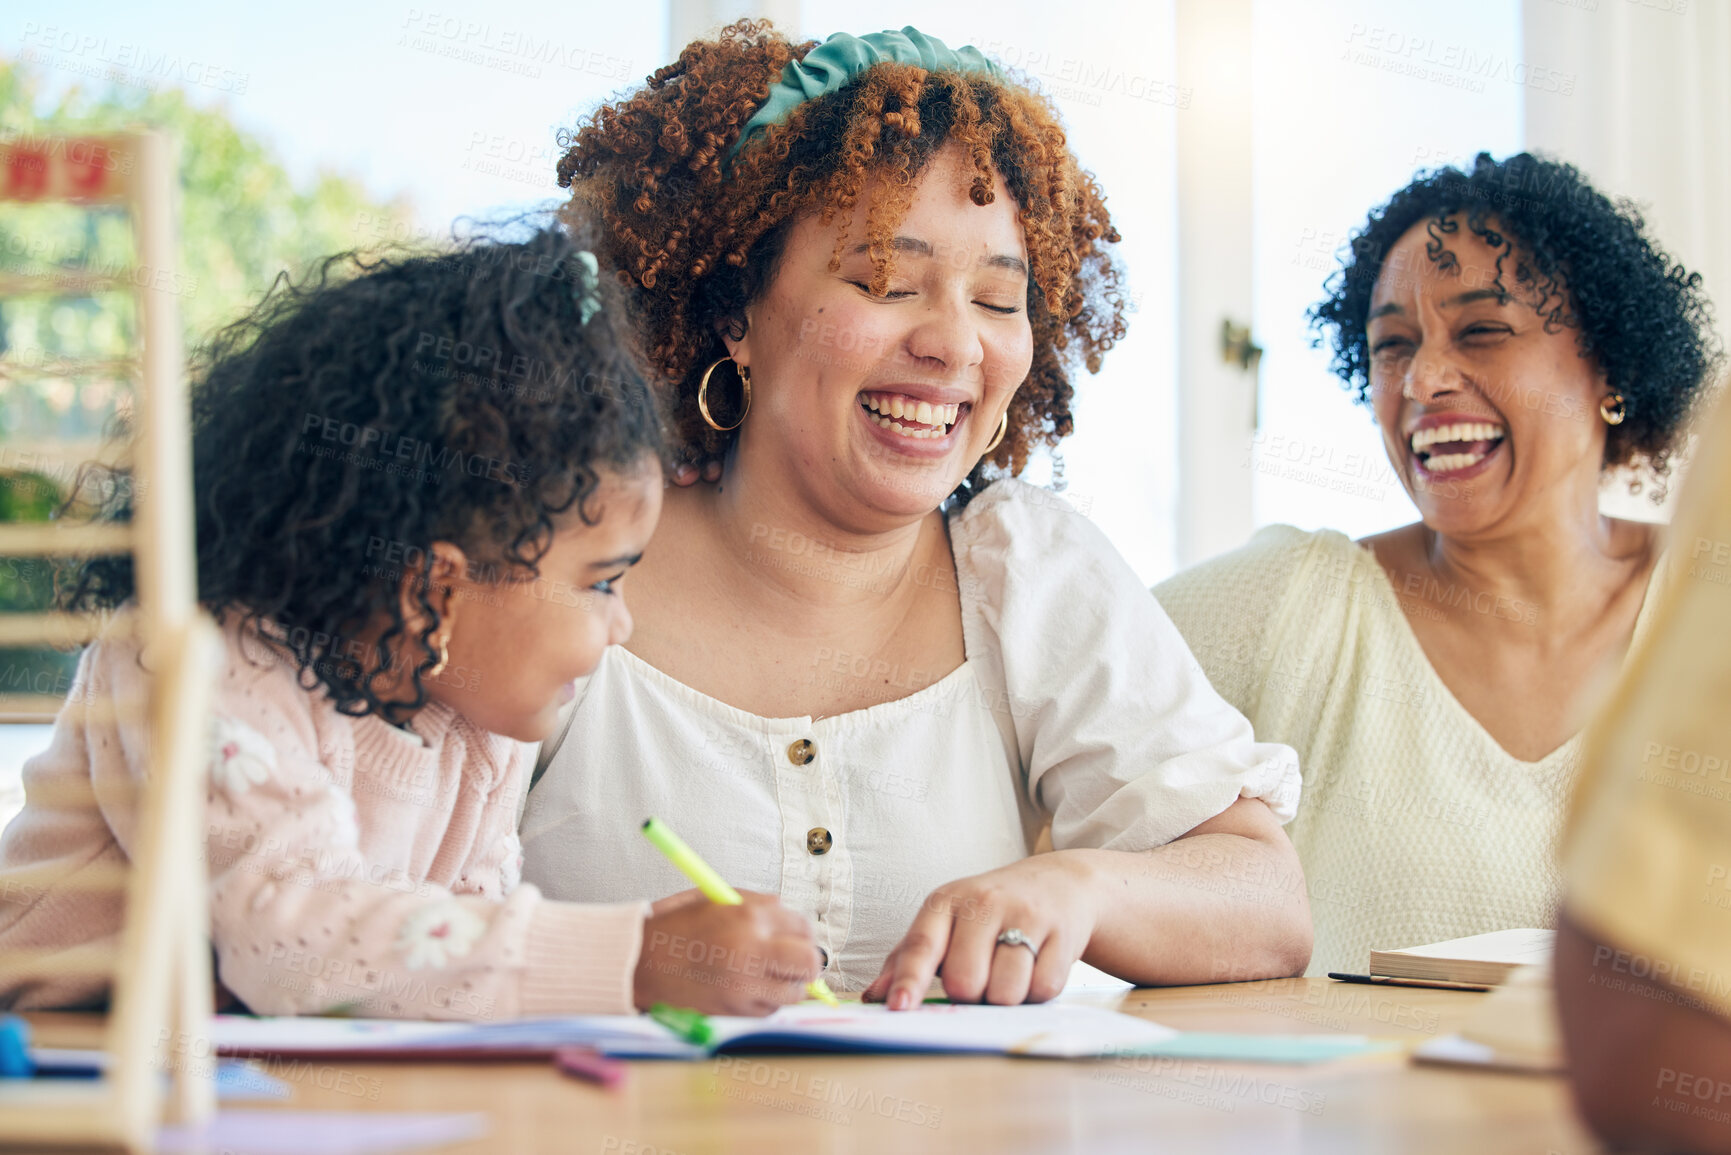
xmin=0 ymin=227 xmax=820 ymax=1020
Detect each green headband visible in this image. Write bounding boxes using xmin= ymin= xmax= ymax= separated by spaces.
xmin=728 ymin=26 xmax=1005 ymax=161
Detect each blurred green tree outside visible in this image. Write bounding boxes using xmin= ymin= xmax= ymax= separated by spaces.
xmin=0 ymin=55 xmax=419 ymax=694
xmin=0 ymin=54 xmax=419 ymax=415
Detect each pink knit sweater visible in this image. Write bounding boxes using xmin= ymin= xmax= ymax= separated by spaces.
xmin=0 ymin=615 xmax=646 ymax=1019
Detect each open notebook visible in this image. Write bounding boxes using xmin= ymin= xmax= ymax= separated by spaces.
xmin=209 ymin=1002 xmax=1179 ymax=1061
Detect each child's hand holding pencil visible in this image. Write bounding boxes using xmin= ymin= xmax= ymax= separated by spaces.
xmin=632 ymin=888 xmax=827 ymax=1016
xmin=632 ymin=817 xmax=834 ymax=1015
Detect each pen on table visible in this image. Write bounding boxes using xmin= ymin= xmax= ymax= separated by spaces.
xmin=1326 ymin=972 xmax=1492 ymax=991
xmin=553 ymin=1046 xmax=627 ymax=1089
xmin=640 ymin=817 xmax=841 ymax=1008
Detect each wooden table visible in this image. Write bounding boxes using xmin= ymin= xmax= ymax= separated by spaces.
xmin=28 ymin=979 xmax=1600 ymax=1154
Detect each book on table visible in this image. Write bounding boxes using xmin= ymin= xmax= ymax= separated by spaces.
xmin=1369 ymin=928 xmax=1554 ymax=987
xmin=208 ymin=1000 xmax=1399 ymax=1067
xmin=206 ymin=1002 xmax=1180 ymax=1061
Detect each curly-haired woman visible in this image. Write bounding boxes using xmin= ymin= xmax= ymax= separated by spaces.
xmin=1156 ymin=152 xmax=1721 ymax=975
xmin=523 ymin=22 xmax=1313 ymax=1008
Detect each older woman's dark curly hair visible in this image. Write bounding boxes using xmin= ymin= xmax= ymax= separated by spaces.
xmin=61 ymin=225 xmax=664 ymax=723
xmin=554 ymin=19 xmax=1126 ymax=496
xmin=1310 ymin=151 xmax=1719 ymax=493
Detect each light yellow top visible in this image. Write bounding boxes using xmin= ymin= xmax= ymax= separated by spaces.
xmin=1157 ymin=523 xmax=1664 ymax=976
xmin=1564 ymin=397 xmax=1731 ymax=1017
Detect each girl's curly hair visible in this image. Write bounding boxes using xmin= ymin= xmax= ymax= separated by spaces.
xmin=554 ymin=19 xmax=1126 ymax=500
xmin=1309 ymin=151 xmax=1720 ymax=493
xmin=62 ymin=225 xmax=664 ymax=723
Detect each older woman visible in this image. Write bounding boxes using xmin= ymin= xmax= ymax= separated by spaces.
xmin=522 ymin=22 xmax=1310 ymax=1011
xmin=1156 ymin=152 xmax=1719 ymax=976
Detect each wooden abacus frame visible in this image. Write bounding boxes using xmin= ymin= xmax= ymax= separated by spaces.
xmin=0 ymin=130 xmax=220 ymax=1153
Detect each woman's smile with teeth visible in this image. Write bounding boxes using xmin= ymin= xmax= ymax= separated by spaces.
xmin=861 ymin=392 xmax=961 ymax=440
xmin=1410 ymin=420 xmax=1507 ymax=473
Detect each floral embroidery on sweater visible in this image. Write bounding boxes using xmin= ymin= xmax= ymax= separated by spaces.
xmin=396 ymin=901 xmax=486 ymax=970
xmin=210 ymin=716 xmax=277 ymax=794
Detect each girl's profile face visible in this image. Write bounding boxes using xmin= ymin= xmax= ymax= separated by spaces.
xmin=426 ymin=462 xmax=662 ymax=741
xmin=726 ymin=143 xmax=1035 ymax=525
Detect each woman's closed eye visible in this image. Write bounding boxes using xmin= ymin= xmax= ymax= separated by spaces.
xmin=590 ymin=572 xmax=626 ymax=595
xmin=848 ymin=280 xmax=914 ymax=300
xmin=847 ymin=280 xmax=1022 ymax=315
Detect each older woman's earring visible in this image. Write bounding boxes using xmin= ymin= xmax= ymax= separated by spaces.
xmin=1599 ymin=393 xmax=1627 ymax=426
xmin=698 ymin=357 xmax=751 ymax=432
xmin=983 ymin=412 xmax=1008 ymax=454
xmin=427 ymin=632 xmax=450 ymax=679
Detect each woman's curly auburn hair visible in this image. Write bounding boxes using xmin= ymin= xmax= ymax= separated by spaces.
xmin=1310 ymin=151 xmax=1721 ymax=496
xmin=555 ymin=19 xmax=1126 ymax=498
xmin=61 ymin=225 xmax=664 ymax=724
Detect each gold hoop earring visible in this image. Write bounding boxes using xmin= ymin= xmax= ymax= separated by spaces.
xmin=983 ymin=412 xmax=1008 ymax=454
xmin=698 ymin=357 xmax=751 ymax=432
xmin=427 ymin=632 xmax=450 ymax=679
xmin=1599 ymin=393 xmax=1626 ymax=426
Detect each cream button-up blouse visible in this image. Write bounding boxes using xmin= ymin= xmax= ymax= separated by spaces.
xmin=521 ymin=480 xmax=1302 ymax=992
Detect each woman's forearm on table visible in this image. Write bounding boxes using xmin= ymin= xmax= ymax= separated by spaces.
xmin=1076 ymin=798 xmax=1313 ymax=985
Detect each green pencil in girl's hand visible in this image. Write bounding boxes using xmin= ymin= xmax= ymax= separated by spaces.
xmin=640 ymin=817 xmax=841 ymax=1007
xmin=641 ymin=817 xmax=742 ymax=904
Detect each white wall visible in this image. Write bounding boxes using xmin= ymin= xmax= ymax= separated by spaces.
xmin=1523 ymin=0 xmax=1731 ymax=520
xmin=1247 ymin=0 xmax=1523 ymax=546
xmin=1173 ymin=0 xmax=1257 ymax=570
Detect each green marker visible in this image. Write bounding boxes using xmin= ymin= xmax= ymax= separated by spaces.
xmin=649 ymin=1002 xmax=714 ymax=1046
xmin=641 ymin=817 xmax=841 ymax=1008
